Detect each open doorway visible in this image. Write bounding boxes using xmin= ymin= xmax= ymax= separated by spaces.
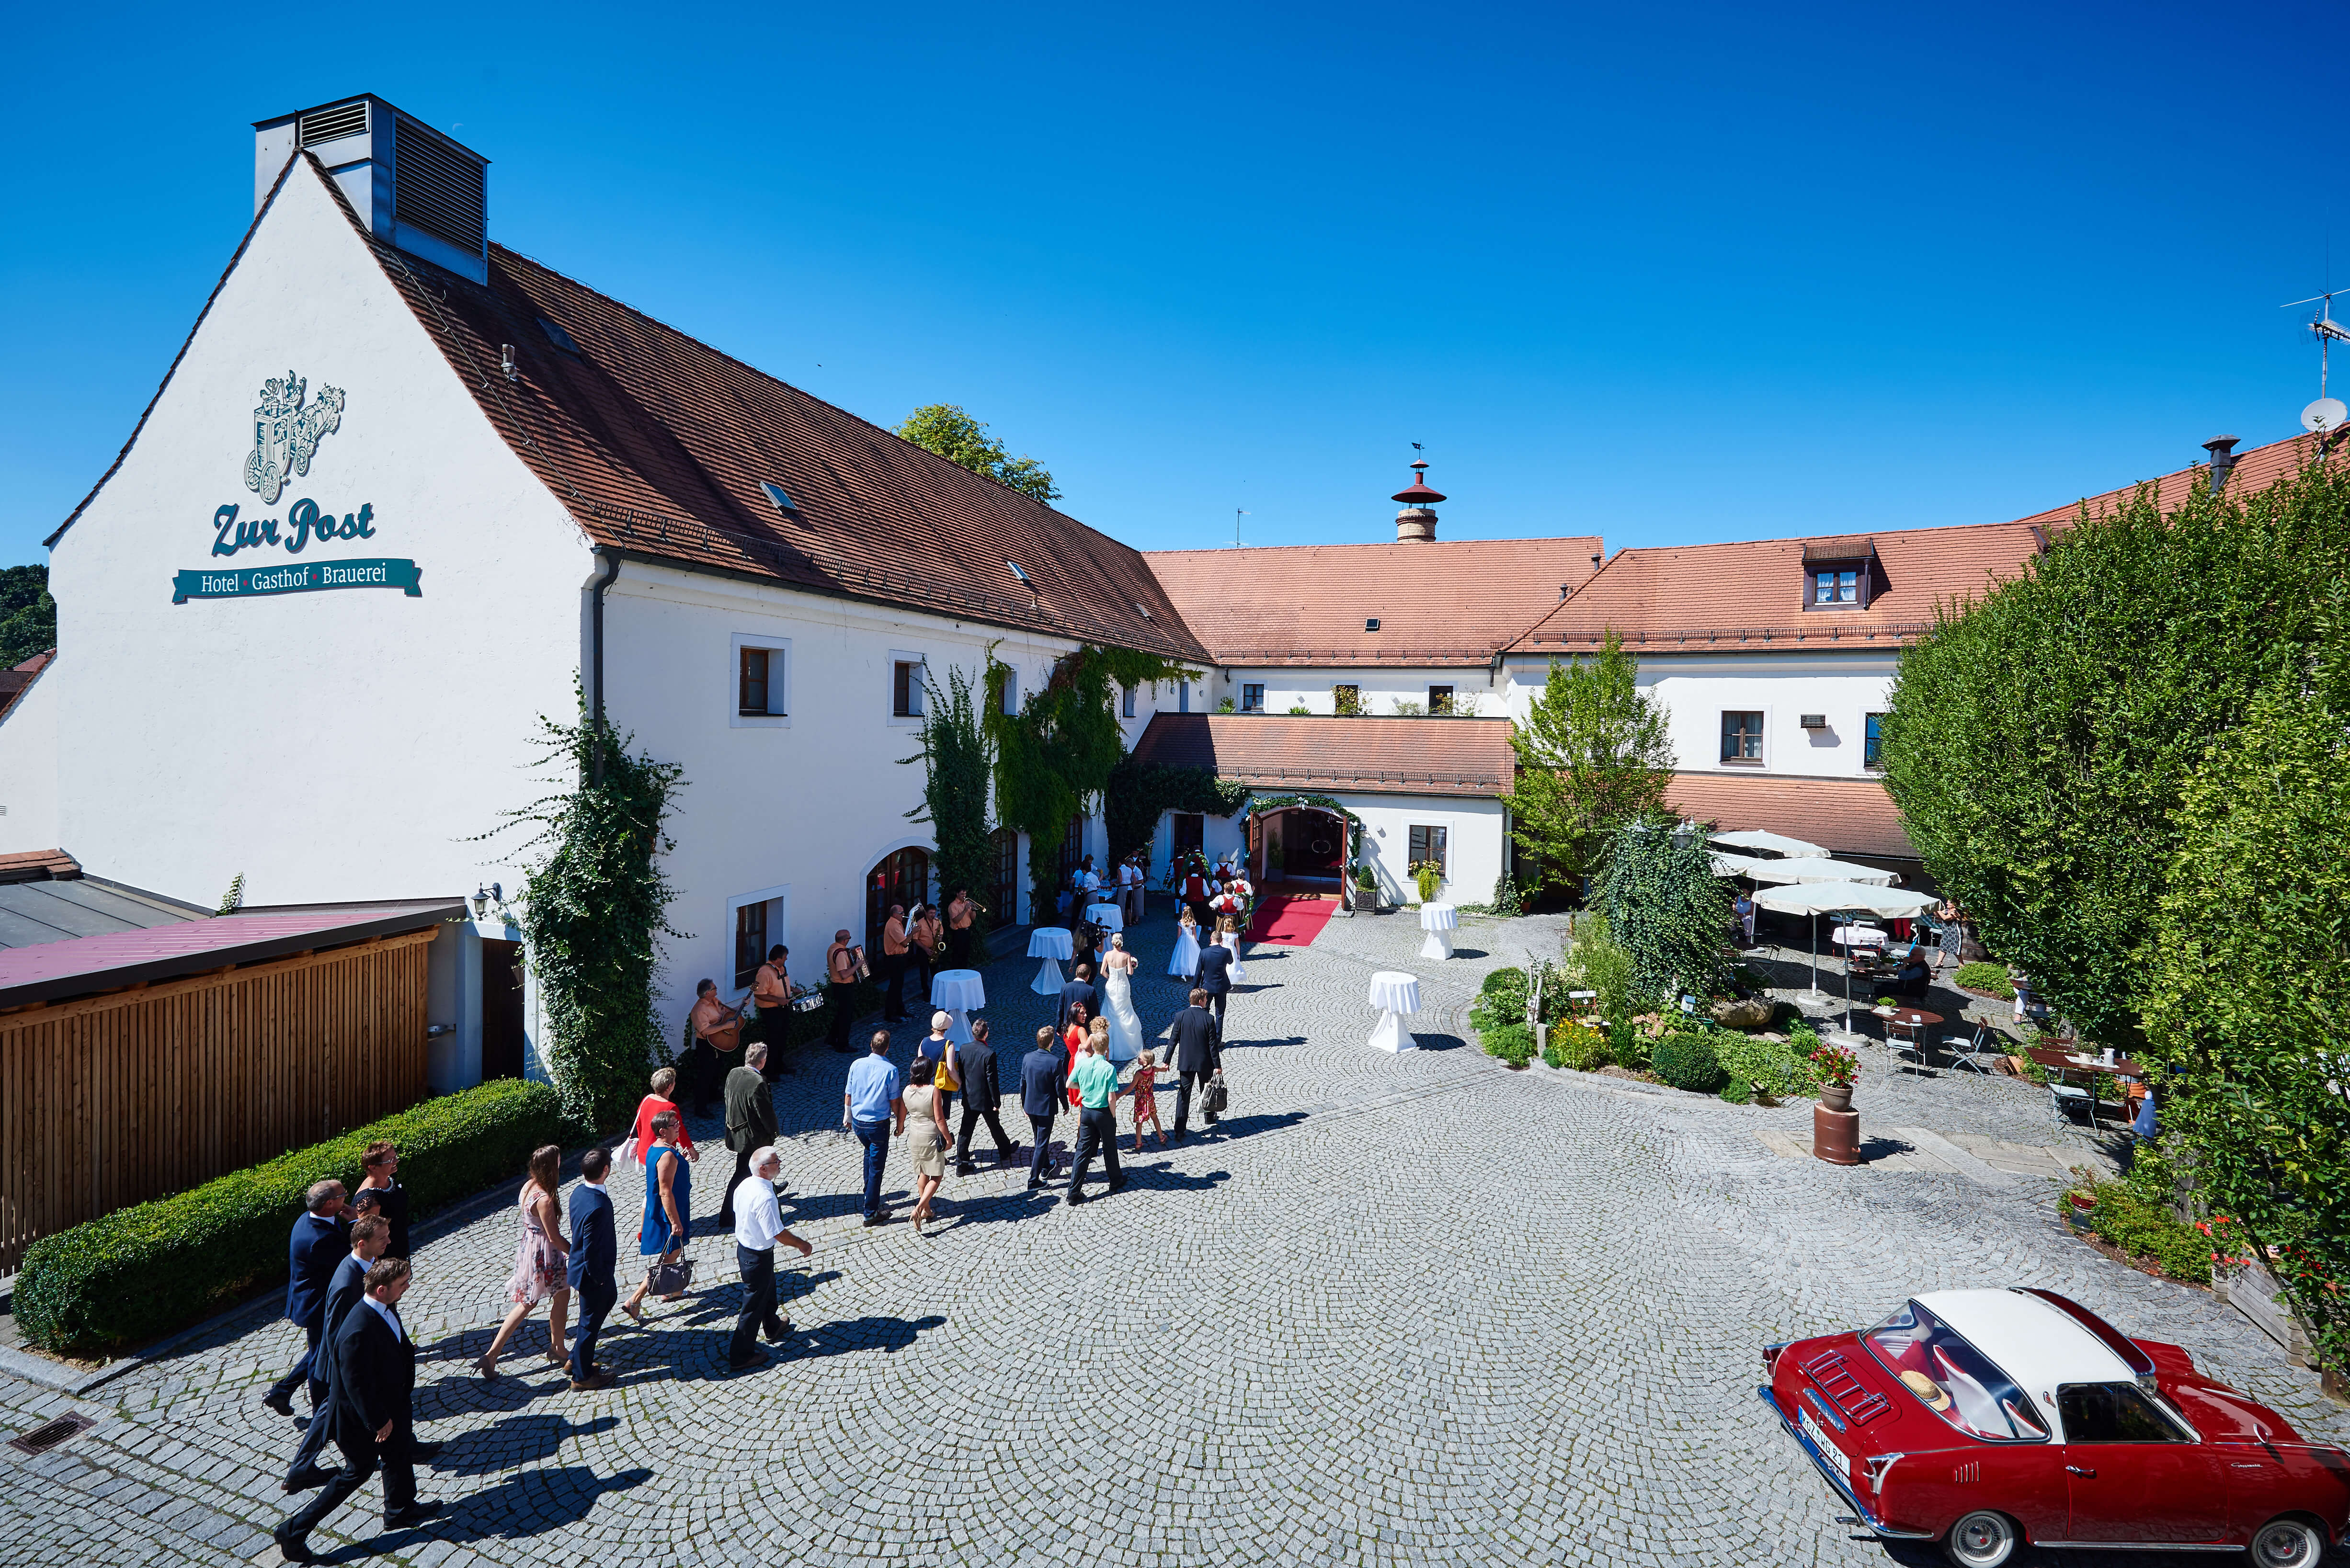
xmin=1254 ymin=807 xmax=1345 ymax=892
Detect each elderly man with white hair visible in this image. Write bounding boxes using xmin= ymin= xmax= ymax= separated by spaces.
xmin=729 ymin=1145 xmax=811 ymax=1372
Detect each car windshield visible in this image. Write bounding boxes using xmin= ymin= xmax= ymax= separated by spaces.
xmin=1865 ymin=1301 xmax=2051 ymax=1442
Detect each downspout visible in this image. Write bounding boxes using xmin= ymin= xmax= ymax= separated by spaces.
xmin=590 ymin=546 xmax=622 ymax=782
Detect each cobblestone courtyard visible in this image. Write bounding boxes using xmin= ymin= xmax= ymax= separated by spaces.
xmin=3 ymin=903 xmax=2342 ymax=1568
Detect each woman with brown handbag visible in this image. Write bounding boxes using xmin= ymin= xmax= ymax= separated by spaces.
xmin=622 ymin=1110 xmax=692 ymax=1322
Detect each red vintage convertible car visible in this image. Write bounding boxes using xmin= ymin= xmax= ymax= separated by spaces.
xmin=1761 ymin=1287 xmax=2350 ymax=1567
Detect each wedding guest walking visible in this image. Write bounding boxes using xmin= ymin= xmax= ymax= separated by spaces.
xmin=472 ymin=1147 xmax=570 ymax=1381
xmin=272 ymin=1257 xmax=440 ymax=1563
xmin=622 ymin=1111 xmax=691 ymax=1323
xmin=901 ymin=1060 xmax=949 ymax=1233
xmin=719 ymin=1042 xmax=780 ymax=1227
xmin=751 ymin=945 xmax=794 ymax=1079
xmin=1021 ymin=1026 xmax=1069 ymax=1190
xmin=880 ymin=903 xmax=912 ymax=1023
xmin=1195 ymin=931 xmax=1234 ymax=1031
xmin=953 ymin=1018 xmax=1018 ymax=1174
xmin=911 ymin=1011 xmax=959 ymax=1126
xmin=825 ymin=929 xmax=861 ymax=1053
xmin=1933 ymin=901 xmax=1964 ymax=975
xmin=1057 ymin=961 xmax=1100 ymax=1032
xmin=1168 ymin=906 xmax=1201 ymax=979
xmin=1734 ymin=890 xmax=1757 ymax=948
xmin=845 ymin=1029 xmax=905 ymax=1227
xmin=1167 ymin=989 xmax=1223 ymax=1142
xmin=688 ymin=977 xmax=743 ymax=1114
xmin=627 ymin=1067 xmax=699 ymax=1165
xmin=1064 ymin=1036 xmax=1125 ymax=1205
xmin=565 ymin=1149 xmax=618 ymax=1391
xmin=354 ymin=1143 xmax=410 ymax=1262
xmin=1128 ymin=1048 xmax=1167 ymax=1155
xmin=729 ymin=1146 xmax=811 ymax=1371
xmin=284 ymin=1214 xmax=391 ymax=1492
xmin=262 ymin=1181 xmax=349 ymax=1417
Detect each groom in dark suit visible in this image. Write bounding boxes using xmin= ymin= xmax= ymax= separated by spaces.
xmin=272 ymin=1257 xmax=439 ymax=1563
xmin=567 ymin=1147 xmax=619 ymax=1391
xmin=1194 ymin=938 xmax=1233 ymax=1030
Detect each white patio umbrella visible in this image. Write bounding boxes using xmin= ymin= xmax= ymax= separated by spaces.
xmin=1710 ymin=829 xmax=1827 ymax=858
xmin=1753 ymin=881 xmax=1939 ymax=1002
xmin=1709 ymin=851 xmax=1772 ymax=878
xmin=1740 ymin=856 xmax=1896 ymax=887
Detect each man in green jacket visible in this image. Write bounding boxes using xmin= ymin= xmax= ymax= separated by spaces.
xmin=719 ymin=1041 xmax=781 ymax=1226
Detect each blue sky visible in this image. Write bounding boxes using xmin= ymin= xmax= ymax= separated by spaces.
xmin=1 ymin=2 xmax=2340 ymax=567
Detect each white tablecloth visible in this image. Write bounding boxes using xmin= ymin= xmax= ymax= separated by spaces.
xmin=1085 ymin=902 xmax=1124 ymax=932
xmin=1830 ymin=927 xmax=1887 ymax=949
xmin=928 ymin=969 xmax=984 ymax=1045
xmin=1367 ymin=970 xmax=1421 ymax=1053
xmin=1417 ymin=902 xmax=1458 ymax=960
xmin=1027 ymin=926 xmax=1072 ymax=995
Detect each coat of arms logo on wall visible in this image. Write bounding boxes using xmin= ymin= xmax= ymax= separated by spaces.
xmin=244 ymin=371 xmax=346 ymax=505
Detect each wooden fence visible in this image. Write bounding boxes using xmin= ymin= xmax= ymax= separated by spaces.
xmin=0 ymin=928 xmax=437 ymax=1272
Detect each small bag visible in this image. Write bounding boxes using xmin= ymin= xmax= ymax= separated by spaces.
xmin=646 ymin=1255 xmax=693 ymax=1295
xmin=936 ymin=1052 xmax=961 ymax=1092
xmin=1204 ymin=1069 xmax=1229 ymax=1117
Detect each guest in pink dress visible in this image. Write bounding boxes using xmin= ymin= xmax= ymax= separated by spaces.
xmin=473 ymin=1146 xmax=571 ymax=1380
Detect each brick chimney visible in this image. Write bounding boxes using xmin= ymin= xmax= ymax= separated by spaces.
xmin=1392 ymin=460 xmax=1445 ymax=543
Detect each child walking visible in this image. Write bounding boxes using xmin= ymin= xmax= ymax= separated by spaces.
xmin=1128 ymin=1047 xmax=1167 ymax=1155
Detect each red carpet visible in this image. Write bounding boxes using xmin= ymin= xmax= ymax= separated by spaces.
xmin=1247 ymin=894 xmax=1335 ymax=947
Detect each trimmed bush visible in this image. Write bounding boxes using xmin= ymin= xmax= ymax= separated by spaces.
xmin=1481 ymin=1021 xmax=1536 ymax=1067
xmin=1481 ymin=966 xmax=1527 ymax=998
xmin=1652 ymin=1030 xmax=1727 ymax=1093
xmin=1951 ymin=961 xmax=2014 ymax=1000
xmin=2063 ymin=1180 xmax=2212 ymax=1285
xmin=1715 ymin=1034 xmax=1820 ymax=1104
xmin=17 ymin=1079 xmax=565 ymax=1354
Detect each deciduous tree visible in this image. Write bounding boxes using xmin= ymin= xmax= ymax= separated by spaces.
xmin=1501 ymin=632 xmax=1674 ymax=895
xmin=897 ymin=404 xmax=1060 ymax=502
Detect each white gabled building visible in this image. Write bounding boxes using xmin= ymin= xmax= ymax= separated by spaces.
xmin=3 ymin=95 xmax=1208 ymax=1090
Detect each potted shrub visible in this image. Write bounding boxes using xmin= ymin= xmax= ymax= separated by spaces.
xmin=1351 ymin=863 xmax=1380 ymax=912
xmin=1410 ymin=859 xmax=1445 ymax=904
xmin=1810 ymin=1042 xmax=1859 ymax=1112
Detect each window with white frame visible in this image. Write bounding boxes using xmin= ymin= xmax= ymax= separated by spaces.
xmin=991 ymin=666 xmax=1018 ymax=716
xmin=1122 ymin=684 xmax=1135 ymax=718
xmin=1241 ymin=683 xmax=1264 ymax=712
xmin=1407 ymin=824 xmax=1448 ymax=876
xmin=730 ymin=634 xmax=790 ymax=727
xmin=890 ymin=652 xmax=926 ymax=721
xmin=728 ymin=885 xmax=789 ymax=990
xmin=1721 ymin=710 xmax=1765 ymax=763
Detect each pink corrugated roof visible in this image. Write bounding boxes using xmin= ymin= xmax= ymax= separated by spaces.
xmin=0 ymin=901 xmax=456 ymax=1003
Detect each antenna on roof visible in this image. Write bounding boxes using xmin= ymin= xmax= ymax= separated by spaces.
xmin=2283 ymin=287 xmax=2350 ymax=432
xmin=1233 ymin=508 xmax=1249 ymax=549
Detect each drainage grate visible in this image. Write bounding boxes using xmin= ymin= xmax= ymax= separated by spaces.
xmin=9 ymin=1414 xmax=92 ymax=1455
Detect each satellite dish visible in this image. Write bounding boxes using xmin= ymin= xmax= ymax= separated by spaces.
xmin=2304 ymin=397 xmax=2347 ymax=433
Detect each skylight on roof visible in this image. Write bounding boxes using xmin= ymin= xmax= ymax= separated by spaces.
xmin=537 ymin=317 xmax=580 ymax=354
xmin=761 ymin=482 xmax=797 ymax=512
xmin=1007 ymin=561 xmax=1032 ymax=586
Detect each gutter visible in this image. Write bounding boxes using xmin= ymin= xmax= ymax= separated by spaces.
xmin=590 ymin=546 xmax=622 ymax=781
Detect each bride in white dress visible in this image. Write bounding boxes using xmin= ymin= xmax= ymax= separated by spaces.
xmin=1101 ymin=933 xmax=1145 ymax=1063
xmin=1168 ymin=909 xmax=1201 ymax=979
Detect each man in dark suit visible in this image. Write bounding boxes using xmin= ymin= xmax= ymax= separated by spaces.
xmin=953 ymin=1019 xmax=1018 ymax=1174
xmin=1167 ymin=988 xmax=1223 ymax=1142
xmin=262 ymin=1181 xmax=349 ymax=1417
xmin=1020 ymin=1026 xmax=1070 ymax=1190
xmin=1056 ymin=962 xmax=1100 ymax=1032
xmin=1194 ymin=940 xmax=1234 ymax=1030
xmin=719 ymin=1040 xmax=781 ymax=1226
xmin=284 ymin=1214 xmax=391 ymax=1492
xmin=567 ymin=1148 xmax=619 ymax=1391
xmin=272 ymin=1257 xmax=439 ymax=1563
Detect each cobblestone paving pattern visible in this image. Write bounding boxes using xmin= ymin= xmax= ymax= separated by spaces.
xmin=3 ymin=901 xmax=2341 ymax=1568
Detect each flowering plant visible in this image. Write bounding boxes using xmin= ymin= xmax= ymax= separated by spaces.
xmin=1808 ymin=1042 xmax=1859 ymax=1087
xmin=2195 ymin=1216 xmax=2259 ymax=1273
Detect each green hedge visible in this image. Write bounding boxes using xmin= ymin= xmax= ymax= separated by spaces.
xmin=2063 ymin=1181 xmax=2212 ymax=1285
xmin=1951 ymin=961 xmax=2015 ymax=1000
xmin=1715 ymin=1033 xmax=1821 ymax=1103
xmin=1653 ymin=1030 xmax=1727 ymax=1093
xmin=17 ymin=1079 xmax=566 ymax=1354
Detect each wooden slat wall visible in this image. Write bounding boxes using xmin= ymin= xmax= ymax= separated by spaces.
xmin=0 ymin=928 xmax=437 ymax=1272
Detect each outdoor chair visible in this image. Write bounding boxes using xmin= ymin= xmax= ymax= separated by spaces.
xmin=1947 ymin=1022 xmax=1999 ymax=1075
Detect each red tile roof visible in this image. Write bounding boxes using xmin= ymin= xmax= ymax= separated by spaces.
xmin=54 ymin=156 xmax=1208 ymax=665
xmin=0 ymin=898 xmax=462 ymax=1009
xmin=2013 ymin=428 xmax=2341 ymax=532
xmin=1148 ymin=537 xmax=1603 ymax=666
xmin=1665 ymin=772 xmax=1917 ymax=861
xmin=1506 ymin=521 xmax=2043 ymax=654
xmin=0 ymin=650 xmax=51 ymax=722
xmin=0 ymin=849 xmax=80 ymax=885
xmin=1127 ymin=712 xmax=1514 ymax=796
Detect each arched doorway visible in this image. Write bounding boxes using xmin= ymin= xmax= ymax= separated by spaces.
xmin=1254 ymin=807 xmax=1346 ymax=889
xmin=987 ymin=827 xmax=1019 ymax=929
xmin=867 ymin=847 xmax=931 ymax=954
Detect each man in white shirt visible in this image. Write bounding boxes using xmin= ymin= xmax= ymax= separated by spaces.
xmin=1118 ymin=854 xmax=1143 ymax=924
xmin=729 ymin=1146 xmax=811 ymax=1371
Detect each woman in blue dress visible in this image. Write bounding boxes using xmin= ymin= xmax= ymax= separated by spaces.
xmin=622 ymin=1109 xmax=691 ymax=1322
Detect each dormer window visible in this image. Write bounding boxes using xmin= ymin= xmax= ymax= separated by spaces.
xmin=1802 ymin=537 xmax=1880 ymax=610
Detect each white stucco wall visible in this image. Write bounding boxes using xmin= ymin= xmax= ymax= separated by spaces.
xmin=0 ymin=665 xmax=60 ymax=853
xmin=1503 ymin=650 xmax=1896 ymax=780
xmin=1224 ymin=665 xmax=1502 ymax=716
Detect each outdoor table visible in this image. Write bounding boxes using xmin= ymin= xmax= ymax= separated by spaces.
xmin=1085 ymin=902 xmax=1124 ymax=933
xmin=1417 ymin=902 xmax=1459 ymax=960
xmin=1884 ymin=1007 xmax=1943 ymax=1070
xmin=1829 ymin=926 xmax=1887 ymax=949
xmin=1027 ymin=926 xmax=1072 ymax=996
xmin=2031 ymin=1047 xmax=2125 ymax=1127
xmin=1366 ymin=970 xmax=1421 ymax=1053
xmin=929 ymin=969 xmax=984 ymax=1045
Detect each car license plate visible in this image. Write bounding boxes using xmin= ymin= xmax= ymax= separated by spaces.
xmin=1800 ymin=1409 xmax=1850 ymax=1481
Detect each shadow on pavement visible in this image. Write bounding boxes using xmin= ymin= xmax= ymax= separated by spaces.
xmin=436 ymin=1412 xmax=618 ymax=1476
xmin=434 ymin=1462 xmax=653 ymax=1541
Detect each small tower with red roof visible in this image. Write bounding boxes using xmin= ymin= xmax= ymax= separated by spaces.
xmin=1392 ymin=460 xmax=1445 ymax=543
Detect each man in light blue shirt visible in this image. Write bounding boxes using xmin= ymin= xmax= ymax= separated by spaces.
xmin=843 ymin=1030 xmax=905 ymax=1227
xmin=1064 ymin=1038 xmax=1126 ymax=1205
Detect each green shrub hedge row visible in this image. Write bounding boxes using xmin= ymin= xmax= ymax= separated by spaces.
xmin=17 ymin=1079 xmax=566 ymax=1354
xmin=1714 ymin=1033 xmax=1822 ymax=1103
xmin=2065 ymin=1182 xmax=2213 ymax=1285
xmin=1471 ymin=969 xmax=1536 ymax=1064
xmin=1652 ymin=1030 xmax=1727 ymax=1093
xmin=1951 ymin=961 xmax=2014 ymax=1000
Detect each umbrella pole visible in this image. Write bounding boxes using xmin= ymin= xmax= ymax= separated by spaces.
xmin=1803 ymin=913 xmax=1827 ymax=1003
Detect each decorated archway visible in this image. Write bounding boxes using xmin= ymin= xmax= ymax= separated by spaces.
xmin=1243 ymin=793 xmax=1367 ymax=889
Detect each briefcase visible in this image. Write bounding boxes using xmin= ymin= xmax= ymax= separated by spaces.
xmin=1203 ymin=1070 xmax=1229 ymax=1117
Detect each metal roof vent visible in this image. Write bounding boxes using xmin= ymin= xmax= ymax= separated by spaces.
xmin=253 ymin=95 xmax=490 ymax=285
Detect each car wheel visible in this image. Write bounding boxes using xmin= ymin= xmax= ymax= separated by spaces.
xmin=2250 ymin=1517 xmax=2324 ymax=1568
xmin=1942 ymin=1510 xmax=2019 ymax=1568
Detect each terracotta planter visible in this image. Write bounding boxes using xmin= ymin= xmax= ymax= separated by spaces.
xmin=1819 ymin=1083 xmax=1854 ymax=1114
xmin=1813 ymin=1104 xmax=1860 ymax=1165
